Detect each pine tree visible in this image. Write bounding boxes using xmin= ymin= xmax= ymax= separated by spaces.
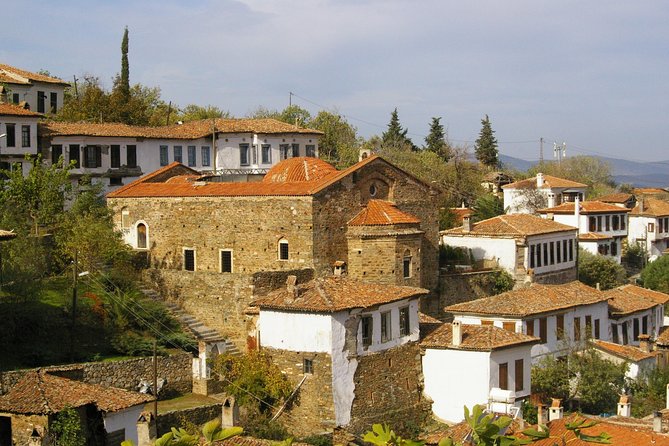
xmin=382 ymin=108 xmax=415 ymax=151
xmin=424 ymin=117 xmax=451 ymax=162
xmin=475 ymin=114 xmax=499 ymax=168
xmin=120 ymin=26 xmax=130 ymax=103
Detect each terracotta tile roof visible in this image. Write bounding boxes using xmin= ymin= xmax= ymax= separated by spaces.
xmin=592 ymin=339 xmax=658 ymax=362
xmin=634 ymin=188 xmax=669 ymax=195
xmin=578 ymin=232 xmax=612 ymax=241
xmin=617 ymin=284 xmax=669 ymax=305
xmin=657 ymin=326 xmax=669 ymax=346
xmin=422 ymin=422 xmax=472 ymax=444
xmin=442 ymin=213 xmax=577 ymax=237
xmin=538 ymin=200 xmax=630 ymax=214
xmin=605 ymin=288 xmax=660 ymax=317
xmin=597 ymin=193 xmax=635 ymax=204
xmin=219 ymin=437 xmax=309 ymax=446
xmin=0 ymin=102 xmax=43 ymax=117
xmin=445 ymin=281 xmax=606 ymax=317
xmin=450 ymin=206 xmax=472 ymax=224
xmin=419 ymin=312 xmax=442 ymax=324
xmin=41 ymin=118 xmax=322 ymax=140
xmin=421 ymin=323 xmax=538 ymax=351
xmin=631 ymin=197 xmax=669 ymax=217
xmin=263 ymin=157 xmax=336 ymax=183
xmin=0 ymin=371 xmax=153 ymax=415
xmin=0 ymin=63 xmax=69 ymax=85
xmin=348 ymin=200 xmax=421 ymax=226
xmin=252 ymin=276 xmax=427 ymax=313
xmin=502 ymin=174 xmax=587 ymax=190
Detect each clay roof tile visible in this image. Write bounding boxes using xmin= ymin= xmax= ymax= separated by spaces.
xmin=348 ymin=200 xmax=421 ymax=226
xmin=420 ymin=323 xmax=539 ymax=351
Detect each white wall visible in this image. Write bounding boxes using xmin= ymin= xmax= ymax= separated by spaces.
xmin=442 ymin=236 xmax=516 ymax=273
xmin=610 ymin=306 xmax=661 ymax=346
xmin=259 ymin=310 xmax=333 ymax=352
xmin=355 ymin=298 xmax=420 ymax=356
xmin=490 ymin=345 xmax=532 ymax=398
xmin=103 ymin=405 xmax=145 ymax=445
xmin=3 ymin=82 xmax=66 ymax=113
xmin=525 ymin=232 xmax=578 ymax=275
xmin=331 ymin=310 xmax=358 ymax=427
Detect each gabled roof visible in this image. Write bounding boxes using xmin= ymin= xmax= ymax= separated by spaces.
xmin=252 ymin=276 xmax=427 ymax=313
xmin=445 ymin=281 xmax=606 ymax=318
xmin=0 ymin=63 xmax=69 ymax=86
xmin=630 ymin=197 xmax=669 ymax=217
xmin=502 ymin=174 xmax=587 ymax=190
xmin=597 ymin=192 xmax=635 ymax=204
xmin=450 ymin=206 xmax=472 ymax=225
xmin=605 ymin=285 xmax=667 ymax=317
xmin=442 ymin=213 xmax=577 ymax=237
xmin=616 ymin=284 xmax=669 ymax=305
xmin=0 ymin=371 xmax=153 ymax=415
xmin=538 ymin=200 xmax=630 ymax=215
xmin=592 ymin=339 xmax=658 ymax=362
xmin=263 ymin=157 xmax=335 ymax=183
xmin=348 ymin=200 xmax=421 ymax=226
xmin=421 ymin=323 xmax=539 ymax=351
xmin=0 ymin=102 xmax=43 ymax=117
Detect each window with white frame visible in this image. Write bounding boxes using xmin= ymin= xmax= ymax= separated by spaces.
xmin=361 ymin=315 xmax=373 ymax=347
xmin=261 ymin=144 xmax=271 ymax=164
xmin=239 ymin=143 xmax=250 ymax=166
xmin=381 ymin=311 xmax=391 ymax=342
xmin=278 ymin=239 xmax=289 ymax=260
xmin=188 ymin=146 xmax=197 ymax=167
xmin=183 ymin=248 xmax=196 ymax=271
xmin=201 ymin=146 xmax=211 ymax=167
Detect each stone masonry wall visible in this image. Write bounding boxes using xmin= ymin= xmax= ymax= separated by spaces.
xmin=0 ymin=352 xmax=192 ymax=396
xmin=156 ymin=404 xmax=223 ymax=436
xmin=264 ymin=348 xmax=335 ymax=437
xmin=1 ymin=413 xmax=49 ymax=446
xmin=438 ymin=270 xmax=505 ymax=318
xmin=347 ymin=343 xmax=431 ymax=437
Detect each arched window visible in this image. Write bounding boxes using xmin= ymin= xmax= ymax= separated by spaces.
xmin=137 ymin=223 xmax=148 ymax=249
xmin=278 ymin=238 xmax=289 ymax=260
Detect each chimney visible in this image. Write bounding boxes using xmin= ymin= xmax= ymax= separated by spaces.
xmin=359 ymin=148 xmax=371 ymax=162
xmin=596 ymin=282 xmax=601 ymax=291
xmin=222 ymin=396 xmax=239 ymax=427
xmin=136 ymin=412 xmax=157 ymax=446
xmin=452 ymin=320 xmax=462 ymax=346
xmin=666 ymin=383 xmax=669 ymax=409
xmin=536 ymin=173 xmax=544 ymax=188
xmin=536 ymin=403 xmax=546 ymax=429
xmin=653 ymin=411 xmax=662 ymax=433
xmin=574 ymin=196 xmax=580 ymax=227
xmin=640 ymin=198 xmax=646 ymax=213
xmin=617 ymin=395 xmax=632 ymax=417
xmin=463 ymin=215 xmax=472 ymax=233
xmin=639 ymin=334 xmax=651 ymax=353
xmin=547 ymin=193 xmax=556 ymax=208
xmin=548 ymin=398 xmax=564 ymax=421
xmin=286 ymin=275 xmax=298 ymax=298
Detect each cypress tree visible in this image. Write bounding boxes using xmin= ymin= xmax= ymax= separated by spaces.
xmin=382 ymin=108 xmax=415 ymax=151
xmin=424 ymin=117 xmax=451 ymax=162
xmin=120 ymin=26 xmax=130 ymax=103
xmin=475 ymin=114 xmax=499 ymax=168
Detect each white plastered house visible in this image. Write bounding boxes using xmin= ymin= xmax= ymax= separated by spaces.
xmin=502 ymin=173 xmax=586 ymax=214
xmin=604 ymin=284 xmax=669 ymax=346
xmin=0 ymin=63 xmax=68 ymax=114
xmin=0 ymin=103 xmax=42 ymax=176
xmin=628 ymin=197 xmax=669 ymax=260
xmin=591 ymin=339 xmax=661 ymax=380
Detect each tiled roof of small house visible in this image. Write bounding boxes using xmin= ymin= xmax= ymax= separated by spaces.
xmin=0 ymin=370 xmax=153 ymax=415
xmin=0 ymin=102 xmax=43 ymax=117
xmin=597 ymin=193 xmax=635 ymax=204
xmin=0 ymin=63 xmax=69 ymax=85
xmin=592 ymin=340 xmax=658 ymax=362
xmin=420 ymin=323 xmax=539 ymax=351
xmin=634 ymin=188 xmax=669 ymax=196
xmin=252 ymin=276 xmax=428 ymax=313
xmin=656 ymin=326 xmax=669 ymax=346
xmin=630 ymin=197 xmax=669 ymax=217
xmin=348 ymin=200 xmax=421 ymax=226
xmin=445 ymin=281 xmax=606 ymax=317
xmin=450 ymin=206 xmax=472 ymax=224
xmin=578 ymin=232 xmax=612 ymax=241
xmin=616 ymin=284 xmax=669 ymax=305
xmin=605 ymin=287 xmax=661 ymax=317
xmin=263 ymin=157 xmax=336 ymax=183
xmin=442 ymin=214 xmax=577 ymax=237
xmin=538 ymin=200 xmax=630 ymax=214
xmin=502 ymin=174 xmax=587 ymax=190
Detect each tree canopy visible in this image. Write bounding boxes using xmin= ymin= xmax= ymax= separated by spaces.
xmin=578 ymin=249 xmax=626 ymax=290
xmin=424 ymin=117 xmax=451 ymax=162
xmin=474 ymin=115 xmax=499 ymax=168
xmin=382 ymin=108 xmax=416 ymax=151
xmin=640 ymin=255 xmax=669 ymax=293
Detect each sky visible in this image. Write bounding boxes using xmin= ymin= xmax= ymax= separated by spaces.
xmin=3 ymin=1 xmax=668 ymax=161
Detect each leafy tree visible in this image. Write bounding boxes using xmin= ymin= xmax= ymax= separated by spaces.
xmin=424 ymin=117 xmax=451 ymax=162
xmin=578 ymin=249 xmax=626 ymax=290
xmin=245 ymin=106 xmax=280 ymax=120
xmin=622 ymin=242 xmax=646 ymax=270
xmin=640 ymin=255 xmax=669 ymax=293
xmin=505 ymin=186 xmax=548 ymax=214
xmin=382 ymin=108 xmax=415 ymax=151
xmin=55 ymin=75 xmax=110 ymax=123
xmin=472 ymin=194 xmax=504 ymax=222
xmin=531 ymin=355 xmax=571 ymax=403
xmin=50 ymin=406 xmax=86 ymax=446
xmin=474 ymin=115 xmax=499 ymax=169
xmin=528 ymin=156 xmax=616 ymax=198
xmin=178 ymin=104 xmax=230 ymax=122
xmin=278 ymin=105 xmax=312 ymax=127
xmin=310 ymin=110 xmax=359 ymax=166
xmin=629 ymin=365 xmax=669 ymax=417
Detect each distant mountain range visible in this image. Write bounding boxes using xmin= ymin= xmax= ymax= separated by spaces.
xmin=499 ymin=154 xmax=669 ymax=188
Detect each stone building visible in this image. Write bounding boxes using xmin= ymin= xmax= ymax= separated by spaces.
xmin=107 ymin=155 xmax=439 ymax=349
xmin=252 ymin=276 xmax=431 ymax=436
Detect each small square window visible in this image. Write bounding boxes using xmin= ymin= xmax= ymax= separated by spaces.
xmin=303 ymin=358 xmax=313 ymax=374
xmin=109 ymin=177 xmax=123 ymax=186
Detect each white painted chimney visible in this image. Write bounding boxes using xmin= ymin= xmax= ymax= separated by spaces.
xmin=463 ymin=215 xmax=472 ymax=233
xmin=547 ymin=193 xmax=556 ymax=208
xmin=574 ymin=196 xmax=581 ymax=228
xmin=654 ymin=411 xmax=662 ymax=433
xmin=536 ymin=173 xmax=544 ymax=188
xmin=617 ymin=395 xmax=631 ymax=417
xmin=548 ymin=398 xmax=564 ymax=421
xmin=452 ymin=320 xmax=462 ymax=346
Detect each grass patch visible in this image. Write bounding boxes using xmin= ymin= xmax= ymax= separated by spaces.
xmin=146 ymin=393 xmax=219 ymax=413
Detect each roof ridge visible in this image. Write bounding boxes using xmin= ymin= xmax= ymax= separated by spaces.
xmin=36 ymin=370 xmax=52 ymax=414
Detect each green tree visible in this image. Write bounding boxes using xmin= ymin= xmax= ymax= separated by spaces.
xmin=382 ymin=108 xmax=415 ymax=151
xmin=578 ymin=249 xmax=626 ymax=290
xmin=472 ymin=194 xmax=504 ymax=222
xmin=119 ymin=26 xmax=130 ymax=106
xmin=424 ymin=117 xmax=451 ymax=162
xmin=528 ymin=156 xmax=616 ymax=198
xmin=55 ymin=75 xmax=110 ymax=123
xmin=178 ymin=104 xmax=230 ymax=122
xmin=278 ymin=105 xmax=312 ymax=127
xmin=50 ymin=406 xmax=86 ymax=446
xmin=629 ymin=365 xmax=669 ymax=417
xmin=474 ymin=115 xmax=499 ymax=168
xmin=640 ymin=255 xmax=669 ymax=293
xmin=310 ymin=110 xmax=359 ymax=166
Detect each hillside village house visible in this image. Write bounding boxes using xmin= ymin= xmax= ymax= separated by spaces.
xmin=444 ymin=282 xmax=610 ymax=361
xmin=106 ymin=156 xmax=439 ymax=350
xmin=40 ymin=118 xmax=323 ymax=192
xmin=598 ymin=192 xmax=637 ymax=209
xmin=502 ymin=173 xmax=587 ymax=214
xmin=441 ymin=214 xmax=578 ymax=286
xmin=591 ymin=339 xmax=662 ymax=380
xmin=0 ymin=63 xmax=68 ymax=113
xmin=252 ymin=276 xmax=430 ymax=436
xmin=421 ymin=321 xmax=538 ymax=423
xmin=537 ymin=199 xmax=630 ymax=263
xmin=604 ymin=284 xmax=669 ymax=346
xmin=0 ymin=103 xmax=43 ymax=175
xmin=628 ymin=197 xmax=669 ymax=260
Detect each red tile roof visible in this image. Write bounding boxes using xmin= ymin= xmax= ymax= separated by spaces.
xmin=617 ymin=284 xmax=669 ymax=305
xmin=502 ymin=174 xmax=587 ymax=190
xmin=592 ymin=339 xmax=658 ymax=362
xmin=348 ymin=200 xmax=421 ymax=226
xmin=578 ymin=232 xmax=612 ymax=241
xmin=263 ymin=157 xmax=336 ymax=183
xmin=445 ymin=281 xmax=606 ymax=317
xmin=656 ymin=326 xmax=669 ymax=346
xmin=0 ymin=371 xmax=153 ymax=414
xmin=597 ymin=193 xmax=635 ymax=204
xmin=0 ymin=63 xmax=69 ymax=85
xmin=421 ymin=323 xmax=539 ymax=351
xmin=538 ymin=200 xmax=630 ymax=214
xmin=450 ymin=206 xmax=473 ymax=224
xmin=252 ymin=276 xmax=427 ymax=313
xmin=442 ymin=213 xmax=577 ymax=237
xmin=631 ymin=197 xmax=669 ymax=217
xmin=0 ymin=102 xmax=43 ymax=117
xmin=605 ymin=287 xmax=660 ymax=317
xmin=634 ymin=188 xmax=669 ymax=196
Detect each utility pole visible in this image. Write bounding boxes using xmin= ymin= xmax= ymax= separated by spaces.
xmin=69 ymin=250 xmax=78 ymax=362
xmin=289 ymin=91 xmax=293 ymax=107
xmin=166 ymin=101 xmax=172 ymax=126
xmin=73 ymin=75 xmax=79 ymax=99
xmin=212 ymin=118 xmax=217 ymax=174
xmin=553 ymin=141 xmax=566 ymax=166
xmin=539 ymin=137 xmax=544 ymax=163
xmin=153 ymin=340 xmax=159 ymax=417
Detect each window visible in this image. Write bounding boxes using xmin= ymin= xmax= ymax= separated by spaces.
xmin=612 ymin=215 xmax=619 ymax=230
xmin=50 ymin=92 xmax=58 ymax=113
xmin=536 ymin=243 xmax=542 ymax=267
xmin=612 ymin=324 xmax=619 ymax=343
xmin=621 ymin=215 xmax=626 ymax=230
xmin=239 ymin=143 xmax=250 ymax=166
xmin=594 ymin=319 xmax=600 ymax=339
xmin=611 ymin=241 xmax=617 ymax=256
xmin=399 ymin=307 xmax=410 ymax=336
xmin=187 ymin=146 xmax=196 ymax=167
xmin=291 ymin=143 xmax=299 ymax=157
xmin=69 ymin=144 xmax=80 ymax=168
xmin=481 ymin=320 xmax=494 ymax=326
xmin=526 ymin=319 xmax=534 ymax=336
xmin=278 ymin=239 xmax=289 ymax=260
xmin=127 ymin=145 xmax=137 ymax=168
xmin=605 ymin=215 xmax=610 ymax=231
xmin=403 ymin=253 xmax=411 ymax=279
xmin=633 ymin=318 xmax=640 ymax=341
xmin=503 ymin=322 xmax=515 ymax=332
xmin=648 ymin=222 xmax=655 ymax=233
xmin=539 ymin=317 xmax=547 ymax=344
xmin=51 ymin=145 xmax=63 ymax=165
xmin=597 ymin=216 xmax=602 ymax=231
xmin=121 ymin=209 xmax=130 ymax=229
xmin=515 ymin=359 xmax=524 ymax=392
xmin=136 ymin=223 xmax=148 ymax=249
xmin=556 ymin=241 xmax=561 ymax=263
xmin=563 ymin=240 xmax=568 ymax=262
xmin=83 ymin=146 xmax=101 ymax=168
xmin=622 ymin=323 xmax=628 ymax=344
xmin=499 ymin=363 xmax=508 ymax=390
xmin=201 ymin=146 xmax=211 ymax=167
xmin=530 ymin=245 xmax=535 ymax=268
xmin=21 ymin=125 xmax=30 ymax=147
xmin=173 ymin=146 xmax=183 ymax=163
xmin=5 ymin=124 xmax=15 ymax=147
xmin=585 ymin=315 xmax=592 ymax=339
xmin=589 ymin=217 xmax=597 ymax=232
xmin=642 ymin=316 xmax=648 ymax=335
xmin=109 ymin=177 xmax=123 ymax=186
xmin=303 ymin=358 xmax=313 ymax=374
xmin=556 ymin=314 xmax=565 ymax=340
xmin=306 ymin=145 xmax=316 ymax=157
xmin=662 ymin=219 xmax=666 ymax=234
xmin=279 ymin=144 xmax=290 ymax=160
xmin=574 ymin=317 xmax=581 ymax=341
xmin=183 ymin=248 xmax=196 ymax=271
xmin=381 ymin=311 xmax=391 ymax=342
xmin=111 ymin=145 xmax=121 ymax=168
xmin=569 ymin=239 xmax=574 ymax=261
xmin=159 ymin=146 xmax=169 ymax=166
xmin=11 ymin=93 xmax=19 ymax=104
xmin=550 ymin=241 xmax=555 ymax=265
xmin=37 ymin=91 xmax=45 ymax=113
xmin=543 ymin=242 xmax=548 ymax=266
xmin=261 ymin=144 xmax=271 ymax=164
xmin=361 ymin=316 xmax=373 ymax=347
xmin=220 ymin=250 xmax=232 ymax=273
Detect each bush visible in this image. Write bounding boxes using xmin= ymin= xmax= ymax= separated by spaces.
xmin=641 ymin=255 xmax=669 ymax=294
xmin=439 ymin=245 xmax=472 ymax=267
xmin=578 ymin=249 xmax=626 ymax=290
xmin=623 ymin=242 xmax=646 ymax=269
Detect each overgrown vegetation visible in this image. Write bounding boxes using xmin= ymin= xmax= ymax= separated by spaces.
xmin=577 ymin=249 xmax=627 ymax=290
xmin=640 ymin=254 xmax=669 ymax=293
xmin=629 ymin=365 xmax=669 ymax=417
xmin=49 ymin=406 xmax=86 ymax=446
